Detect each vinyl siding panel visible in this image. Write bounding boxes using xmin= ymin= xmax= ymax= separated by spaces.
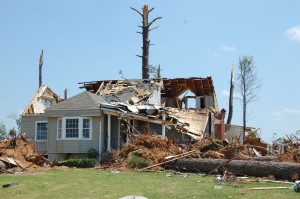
xmin=47 ymin=116 xmax=103 ymax=154
xmin=35 ymin=141 xmax=48 ymax=153
xmin=20 ymin=115 xmax=48 ymax=153
xmin=46 ymin=110 xmax=101 ymax=118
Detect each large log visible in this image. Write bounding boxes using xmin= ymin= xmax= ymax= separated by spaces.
xmin=166 ymin=158 xmax=300 ymax=180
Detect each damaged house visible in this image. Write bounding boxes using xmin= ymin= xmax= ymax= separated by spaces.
xmin=21 ymin=77 xmax=226 ymax=161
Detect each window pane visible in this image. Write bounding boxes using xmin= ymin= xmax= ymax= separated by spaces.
xmin=83 ymin=119 xmax=90 ymax=128
xmin=82 ymin=119 xmax=90 ymax=138
xmin=66 ymin=119 xmax=79 ymax=138
xmin=83 ymin=129 xmax=90 ymax=138
xmin=58 ymin=119 xmax=62 ymax=139
xmin=37 ymin=122 xmax=47 ymax=140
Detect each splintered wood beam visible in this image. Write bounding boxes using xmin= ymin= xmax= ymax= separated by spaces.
xmin=95 ymin=82 xmax=104 ymax=95
xmin=175 ymin=87 xmax=191 ymax=98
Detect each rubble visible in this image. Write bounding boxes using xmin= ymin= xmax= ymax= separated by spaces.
xmin=103 ymin=131 xmax=300 ymax=181
xmin=0 ymin=135 xmax=51 ymax=173
xmin=109 ymin=134 xmax=195 ymax=170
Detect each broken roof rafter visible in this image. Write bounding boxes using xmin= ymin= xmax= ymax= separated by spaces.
xmin=161 ymin=77 xmax=215 ymax=98
xmin=79 ymin=77 xmax=215 ymax=98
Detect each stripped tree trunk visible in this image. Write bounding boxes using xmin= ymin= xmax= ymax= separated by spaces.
xmin=226 ymin=64 xmax=234 ymax=124
xmin=39 ymin=50 xmax=43 ymax=88
xmin=166 ymin=158 xmax=300 ymax=180
xmin=131 ymin=5 xmax=162 ymax=79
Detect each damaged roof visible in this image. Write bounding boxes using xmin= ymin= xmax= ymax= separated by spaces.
xmin=78 ymin=77 xmax=215 ymax=97
xmin=167 ymin=108 xmax=209 ymax=140
xmin=22 ymin=85 xmax=61 ymax=115
xmin=161 ymin=77 xmax=215 ymax=97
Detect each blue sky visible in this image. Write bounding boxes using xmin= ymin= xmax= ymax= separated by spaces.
xmin=0 ymin=0 xmax=299 ymax=143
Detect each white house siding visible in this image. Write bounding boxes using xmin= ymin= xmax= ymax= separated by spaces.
xmin=47 ymin=116 xmax=103 ymax=161
xmin=20 ymin=115 xmax=48 ymax=153
xmin=148 ymin=87 xmax=161 ymax=105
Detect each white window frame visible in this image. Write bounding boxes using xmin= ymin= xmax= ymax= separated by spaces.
xmin=35 ymin=121 xmax=48 ymax=141
xmin=82 ymin=118 xmax=91 ymax=139
xmin=57 ymin=117 xmax=92 ymax=140
xmin=65 ymin=118 xmax=80 ymax=139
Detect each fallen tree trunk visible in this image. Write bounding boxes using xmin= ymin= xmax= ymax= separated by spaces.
xmin=246 ymin=156 xmax=278 ymax=162
xmin=166 ymin=158 xmax=300 ymax=180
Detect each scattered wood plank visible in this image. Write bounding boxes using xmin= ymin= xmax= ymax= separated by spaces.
xmin=245 ymin=187 xmax=290 ymax=190
xmin=140 ymin=150 xmax=198 ymax=170
xmin=4 ymin=157 xmax=18 ymax=167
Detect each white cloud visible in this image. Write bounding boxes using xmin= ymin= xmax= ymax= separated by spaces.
xmin=220 ymin=89 xmax=241 ymax=98
xmin=285 ymin=25 xmax=300 ymax=43
xmin=209 ymin=45 xmax=236 ymax=56
xmin=218 ymin=45 xmax=236 ymax=52
xmin=221 ymin=90 xmax=230 ymax=97
xmin=273 ymin=108 xmax=300 ymax=120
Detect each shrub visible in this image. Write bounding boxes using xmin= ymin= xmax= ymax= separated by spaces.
xmin=128 ymin=152 xmax=149 ymax=168
xmin=63 ymin=158 xmax=97 ymax=168
xmin=87 ymin=148 xmax=99 ymax=159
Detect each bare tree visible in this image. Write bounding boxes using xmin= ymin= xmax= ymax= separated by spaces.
xmin=131 ymin=5 xmax=162 ymax=79
xmin=39 ymin=49 xmax=43 ymax=88
xmin=149 ymin=64 xmax=161 ymax=78
xmin=0 ymin=121 xmax=7 ymax=140
xmin=8 ymin=113 xmax=21 ymax=133
xmin=236 ymin=56 xmax=262 ymax=139
xmin=226 ymin=64 xmax=235 ymax=124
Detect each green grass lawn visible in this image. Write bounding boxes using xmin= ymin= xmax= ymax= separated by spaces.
xmin=0 ymin=168 xmax=297 ymax=199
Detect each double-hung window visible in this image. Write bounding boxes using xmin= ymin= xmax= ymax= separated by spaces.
xmin=57 ymin=117 xmax=91 ymax=140
xmin=82 ymin=119 xmax=90 ymax=138
xmin=66 ymin=118 xmax=79 ymax=138
xmin=36 ymin=121 xmax=48 ymax=141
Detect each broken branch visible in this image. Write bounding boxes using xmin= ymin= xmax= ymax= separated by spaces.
xmin=130 ymin=7 xmax=142 ymax=17
xmin=149 ymin=17 xmax=162 ymax=27
xmin=148 ymin=7 xmax=155 ymax=13
xmin=149 ymin=26 xmax=159 ymax=32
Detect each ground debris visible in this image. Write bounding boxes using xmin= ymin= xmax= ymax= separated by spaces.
xmin=108 ymin=134 xmax=198 ymax=171
xmin=0 ymin=135 xmax=51 ymax=173
xmin=104 ymin=132 xmax=300 ymax=174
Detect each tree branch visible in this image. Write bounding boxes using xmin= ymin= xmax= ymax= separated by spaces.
xmin=149 ymin=17 xmax=162 ymax=27
xmin=136 ymin=55 xmax=143 ymax=58
xmin=130 ymin=7 xmax=142 ymax=17
xmin=149 ymin=26 xmax=159 ymax=32
xmin=148 ymin=7 xmax=155 ymax=13
xmin=136 ymin=31 xmax=142 ymax=34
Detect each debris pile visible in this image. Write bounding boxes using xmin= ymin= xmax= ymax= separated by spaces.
xmin=104 ymin=132 xmax=300 ymax=181
xmin=0 ymin=135 xmax=51 ymax=173
xmin=277 ymin=134 xmax=300 ymax=163
xmin=108 ymin=134 xmax=199 ymax=170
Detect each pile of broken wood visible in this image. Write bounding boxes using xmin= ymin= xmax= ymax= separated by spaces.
xmin=0 ymin=135 xmax=51 ymax=174
xmin=107 ymin=134 xmax=300 ymax=181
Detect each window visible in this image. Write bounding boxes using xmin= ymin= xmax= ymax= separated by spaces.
xmin=83 ymin=119 xmax=90 ymax=138
xmin=66 ymin=119 xmax=79 ymax=138
xmin=36 ymin=122 xmax=48 ymax=141
xmin=57 ymin=117 xmax=92 ymax=140
xmin=57 ymin=119 xmax=62 ymax=139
